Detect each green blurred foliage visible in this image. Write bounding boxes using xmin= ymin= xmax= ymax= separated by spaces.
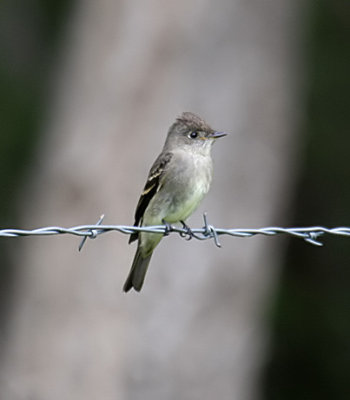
xmin=0 ymin=0 xmax=72 ymax=222
xmin=264 ymin=1 xmax=350 ymax=399
xmin=0 ymin=0 xmax=72 ymax=323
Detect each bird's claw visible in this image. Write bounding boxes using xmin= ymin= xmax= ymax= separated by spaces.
xmin=180 ymin=220 xmax=201 ymax=241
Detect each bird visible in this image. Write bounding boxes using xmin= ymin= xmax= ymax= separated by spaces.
xmin=123 ymin=112 xmax=227 ymax=292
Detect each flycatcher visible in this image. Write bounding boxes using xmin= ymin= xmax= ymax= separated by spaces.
xmin=123 ymin=112 xmax=227 ymax=292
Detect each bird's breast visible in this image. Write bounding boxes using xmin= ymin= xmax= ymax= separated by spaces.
xmin=161 ymin=151 xmax=213 ymax=222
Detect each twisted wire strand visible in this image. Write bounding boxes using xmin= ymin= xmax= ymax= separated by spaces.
xmin=0 ymin=214 xmax=349 ymax=249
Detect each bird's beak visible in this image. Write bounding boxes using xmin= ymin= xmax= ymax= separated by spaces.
xmin=208 ymin=131 xmax=228 ymax=139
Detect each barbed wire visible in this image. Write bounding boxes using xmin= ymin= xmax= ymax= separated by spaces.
xmin=0 ymin=213 xmax=349 ymax=250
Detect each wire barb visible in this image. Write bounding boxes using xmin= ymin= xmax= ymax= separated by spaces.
xmin=0 ymin=214 xmax=349 ymax=248
xmin=202 ymin=212 xmax=221 ymax=247
xmin=78 ymin=214 xmax=105 ymax=251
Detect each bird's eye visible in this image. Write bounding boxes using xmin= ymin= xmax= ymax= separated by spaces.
xmin=189 ymin=131 xmax=198 ymax=139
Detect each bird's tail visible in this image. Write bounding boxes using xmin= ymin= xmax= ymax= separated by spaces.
xmin=123 ymin=246 xmax=152 ymax=292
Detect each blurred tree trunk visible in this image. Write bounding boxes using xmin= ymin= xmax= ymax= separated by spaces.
xmin=0 ymin=1 xmax=302 ymax=399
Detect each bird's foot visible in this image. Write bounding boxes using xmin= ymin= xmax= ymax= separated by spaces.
xmin=180 ymin=220 xmax=201 ymax=241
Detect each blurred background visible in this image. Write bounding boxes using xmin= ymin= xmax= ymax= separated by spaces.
xmin=0 ymin=0 xmax=349 ymax=399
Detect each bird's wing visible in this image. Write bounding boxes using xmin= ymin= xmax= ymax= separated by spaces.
xmin=129 ymin=152 xmax=173 ymax=243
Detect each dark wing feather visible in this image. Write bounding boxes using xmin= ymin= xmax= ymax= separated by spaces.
xmin=129 ymin=152 xmax=172 ymax=243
